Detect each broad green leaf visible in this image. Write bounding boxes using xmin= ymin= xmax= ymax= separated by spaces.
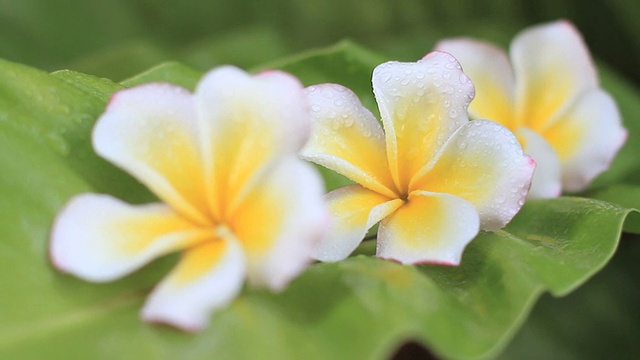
xmin=258 ymin=40 xmax=386 ymax=114
xmin=499 ymin=235 xmax=640 ymax=359
xmin=584 ymin=185 xmax=640 ymax=233
xmin=121 ymin=62 xmax=202 ymax=90
xmin=0 ymin=41 xmax=638 ymax=360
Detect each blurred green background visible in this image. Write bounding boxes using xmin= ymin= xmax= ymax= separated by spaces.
xmin=1 ymin=0 xmax=639 ymax=358
xmin=1 ymin=0 xmax=639 ymax=85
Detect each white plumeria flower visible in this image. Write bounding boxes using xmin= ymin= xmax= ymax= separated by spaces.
xmin=301 ymin=51 xmax=535 ymax=265
xmin=436 ymin=20 xmax=627 ymax=198
xmin=50 ymin=66 xmax=328 ymax=331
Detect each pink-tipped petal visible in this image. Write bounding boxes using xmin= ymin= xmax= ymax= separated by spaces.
xmin=230 ymin=156 xmax=329 ymax=290
xmin=542 ymin=89 xmax=626 ymax=192
xmin=194 ymin=66 xmax=310 ymax=218
xmin=372 ymin=52 xmax=475 ymax=191
xmin=93 ymin=84 xmax=210 ymax=225
xmin=301 ymin=84 xmax=398 ymax=198
xmin=511 ymin=20 xmax=598 ymax=131
xmin=411 ymin=120 xmax=534 ymax=230
xmin=141 ymin=238 xmax=245 ymax=331
xmin=314 ymin=185 xmax=403 ymax=262
xmin=518 ymin=128 xmax=562 ymax=198
xmin=50 ymin=194 xmax=210 ymax=282
xmin=435 ymin=38 xmax=515 ymax=126
xmin=377 ymin=191 xmax=479 ymax=265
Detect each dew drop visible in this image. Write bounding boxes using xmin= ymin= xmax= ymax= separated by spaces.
xmin=311 ymin=105 xmax=320 ymax=112
xmin=344 ymin=118 xmax=354 ymax=127
xmin=46 ymin=133 xmax=70 ymax=156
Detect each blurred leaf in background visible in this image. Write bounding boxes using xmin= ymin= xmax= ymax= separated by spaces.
xmin=1 ymin=0 xmax=639 ymax=83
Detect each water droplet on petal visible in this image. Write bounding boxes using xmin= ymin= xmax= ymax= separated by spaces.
xmin=345 ymin=118 xmax=354 ymax=127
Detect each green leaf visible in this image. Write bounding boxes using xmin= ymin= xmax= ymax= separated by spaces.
xmin=0 ymin=42 xmax=637 ymax=360
xmin=258 ymin=40 xmax=386 ymax=115
xmin=121 ymin=62 xmax=202 ymax=90
xmin=499 ymin=235 xmax=640 ymax=359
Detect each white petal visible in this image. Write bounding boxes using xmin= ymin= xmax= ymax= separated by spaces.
xmin=377 ymin=191 xmax=479 ymax=265
xmin=141 ymin=239 xmax=245 ymax=331
xmin=541 ymin=89 xmax=627 ymax=192
xmin=313 ymin=185 xmax=403 ymax=262
xmin=518 ymin=128 xmax=562 ymax=198
xmin=301 ymin=84 xmax=397 ymax=198
xmin=50 ymin=194 xmax=209 ymax=282
xmin=372 ymin=51 xmax=475 ymax=191
xmin=229 ymin=156 xmax=330 ymax=290
xmin=93 ymin=83 xmax=209 ymax=225
xmin=411 ymin=120 xmax=535 ymax=230
xmin=511 ymin=20 xmax=598 ymax=130
xmin=435 ymin=38 xmax=516 ymax=126
xmin=195 ymin=66 xmax=310 ymax=218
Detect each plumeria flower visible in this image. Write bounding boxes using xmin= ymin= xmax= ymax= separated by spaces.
xmin=436 ymin=20 xmax=627 ymax=198
xmin=301 ymin=51 xmax=535 ymax=264
xmin=50 ymin=66 xmax=328 ymax=331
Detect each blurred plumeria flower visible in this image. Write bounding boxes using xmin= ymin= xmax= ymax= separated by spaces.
xmin=436 ymin=20 xmax=627 ymax=198
xmin=50 ymin=66 xmax=328 ymax=331
xmin=301 ymin=51 xmax=535 ymax=264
